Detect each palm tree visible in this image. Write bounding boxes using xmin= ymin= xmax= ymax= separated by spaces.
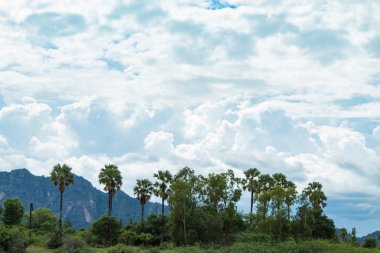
xmin=284 ymin=181 xmax=297 ymax=220
xmin=134 ymin=179 xmax=153 ymax=223
xmin=98 ymin=164 xmax=122 ymax=245
xmin=242 ymin=168 xmax=261 ymax=218
xmin=50 ymin=163 xmax=74 ymax=230
xmin=303 ymin=182 xmax=327 ymax=212
xmin=99 ymin=164 xmax=123 ymax=217
xmin=153 ymin=170 xmax=172 ymax=245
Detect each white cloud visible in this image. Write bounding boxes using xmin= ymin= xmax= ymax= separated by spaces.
xmin=144 ymin=131 xmax=174 ymax=156
xmin=1 ymin=0 xmax=380 ymax=235
xmin=372 ymin=126 xmax=380 ymax=140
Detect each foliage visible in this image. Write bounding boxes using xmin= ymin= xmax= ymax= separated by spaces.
xmin=363 ymin=238 xmax=377 ymax=248
xmin=91 ymin=215 xmax=123 ymax=246
xmin=23 ymin=208 xmax=57 ymax=234
xmin=47 ymin=229 xmax=63 ymax=249
xmin=50 ymin=163 xmax=74 ymax=193
xmin=134 ymin=179 xmax=154 ymax=223
xmin=106 ymin=244 xmax=142 ymax=253
xmin=61 ymin=234 xmax=86 ymax=253
xmin=0 ymin=223 xmax=29 ymax=252
xmin=153 ymin=170 xmax=172 ymax=245
xmin=2 ymin=198 xmax=24 ymax=226
xmin=99 ymin=164 xmax=123 ymax=195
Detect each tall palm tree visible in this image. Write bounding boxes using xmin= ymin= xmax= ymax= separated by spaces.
xmin=99 ymin=164 xmax=123 ymax=217
xmin=134 ymin=179 xmax=154 ymax=224
xmin=98 ymin=164 xmax=122 ymax=245
xmin=284 ymin=181 xmax=297 ymax=220
xmin=242 ymin=168 xmax=261 ymax=217
xmin=50 ymin=163 xmax=74 ymax=230
xmin=303 ymin=182 xmax=327 ymax=212
xmin=153 ymin=170 xmax=172 ymax=245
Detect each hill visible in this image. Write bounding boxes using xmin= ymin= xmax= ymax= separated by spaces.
xmin=0 ymin=168 xmax=163 ymax=228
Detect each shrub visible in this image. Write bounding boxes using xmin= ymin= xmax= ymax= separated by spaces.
xmin=47 ymin=229 xmax=63 ymax=249
xmin=62 ymin=235 xmax=85 ymax=253
xmin=119 ymin=230 xmax=138 ymax=245
xmin=91 ymin=215 xmax=123 ymax=246
xmin=106 ymin=244 xmax=141 ymax=253
xmin=77 ymin=229 xmax=94 ymax=245
xmin=0 ymin=224 xmax=28 ymax=253
xmin=363 ymin=237 xmax=377 ymax=248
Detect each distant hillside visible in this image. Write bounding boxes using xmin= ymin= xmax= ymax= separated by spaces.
xmin=0 ymin=169 xmax=163 ymax=228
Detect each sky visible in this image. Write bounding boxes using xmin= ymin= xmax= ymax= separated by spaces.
xmin=0 ymin=0 xmax=380 ymax=236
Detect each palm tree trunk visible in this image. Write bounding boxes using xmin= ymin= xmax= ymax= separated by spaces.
xmin=141 ymin=203 xmax=144 ymax=224
xmin=250 ymin=190 xmax=253 ymax=225
xmin=160 ymin=197 xmax=164 ymax=245
xmin=59 ymin=190 xmax=63 ymax=230
xmin=108 ymin=192 xmax=112 ymax=246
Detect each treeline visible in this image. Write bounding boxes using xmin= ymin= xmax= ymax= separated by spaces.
xmin=0 ymin=164 xmax=365 ymax=252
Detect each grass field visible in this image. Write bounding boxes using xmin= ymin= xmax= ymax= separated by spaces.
xmin=26 ymin=241 xmax=380 ymax=253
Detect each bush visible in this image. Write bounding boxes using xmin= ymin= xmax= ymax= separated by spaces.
xmin=77 ymin=229 xmax=94 ymax=245
xmin=363 ymin=238 xmax=377 ymax=248
xmin=0 ymin=224 xmax=28 ymax=253
xmin=47 ymin=229 xmax=63 ymax=249
xmin=91 ymin=215 xmax=123 ymax=246
xmin=119 ymin=230 xmax=137 ymax=245
xmin=62 ymin=235 xmax=85 ymax=253
xmin=106 ymin=244 xmax=141 ymax=253
xmin=233 ymin=231 xmax=273 ymax=243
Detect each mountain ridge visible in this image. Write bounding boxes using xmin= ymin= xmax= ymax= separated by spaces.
xmin=0 ymin=168 xmax=163 ymax=228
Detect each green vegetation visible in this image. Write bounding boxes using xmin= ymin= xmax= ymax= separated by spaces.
xmin=0 ymin=165 xmax=376 ymax=252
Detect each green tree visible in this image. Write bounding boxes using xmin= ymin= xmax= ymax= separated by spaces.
xmin=0 ymin=223 xmax=29 ymax=252
xmin=133 ymin=179 xmax=154 ymax=223
xmin=303 ymin=182 xmax=327 ymax=212
xmin=98 ymin=164 xmax=123 ymax=245
xmin=168 ymin=179 xmax=194 ymax=245
xmin=256 ymin=174 xmax=274 ymax=221
xmin=198 ymin=170 xmax=243 ymax=244
xmin=363 ymin=237 xmax=377 ymax=248
xmin=351 ymin=227 xmax=358 ymax=246
xmin=242 ymin=168 xmax=260 ymax=225
xmin=23 ymin=208 xmax=57 ymax=234
xmin=339 ymin=228 xmax=348 ymax=242
xmin=284 ymin=181 xmax=297 ymax=220
xmin=293 ymin=192 xmax=314 ymax=240
xmin=99 ymin=164 xmax=123 ymax=217
xmin=312 ymin=212 xmax=335 ymax=239
xmin=50 ymin=163 xmax=74 ymax=230
xmin=91 ymin=215 xmax=122 ymax=246
xmin=2 ymin=198 xmax=24 ymax=226
xmin=153 ymin=170 xmax=172 ymax=245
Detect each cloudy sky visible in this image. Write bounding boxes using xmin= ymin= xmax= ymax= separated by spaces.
xmin=1 ymin=0 xmax=380 ymax=235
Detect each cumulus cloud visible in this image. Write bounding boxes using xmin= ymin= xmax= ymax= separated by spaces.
xmin=1 ymin=0 xmax=380 ymax=235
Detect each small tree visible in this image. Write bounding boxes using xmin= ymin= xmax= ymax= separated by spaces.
xmin=91 ymin=215 xmax=122 ymax=246
xmin=351 ymin=227 xmax=358 ymax=246
xmin=2 ymin=198 xmax=24 ymax=226
xmin=363 ymin=237 xmax=377 ymax=248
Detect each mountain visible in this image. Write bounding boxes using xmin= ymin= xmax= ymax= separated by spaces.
xmin=0 ymin=169 xmax=163 ymax=228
